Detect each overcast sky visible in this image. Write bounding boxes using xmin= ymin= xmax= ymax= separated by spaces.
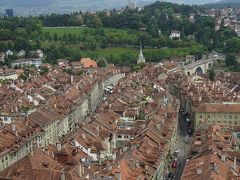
xmin=0 ymin=0 xmax=223 ymax=12
xmin=0 ymin=0 xmax=221 ymax=7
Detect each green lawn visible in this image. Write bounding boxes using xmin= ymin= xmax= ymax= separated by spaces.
xmin=43 ymin=27 xmax=88 ymax=35
xmin=43 ymin=27 xmax=139 ymax=41
xmin=41 ymin=27 xmax=207 ymax=63
xmin=40 ymin=40 xmax=206 ymax=62
xmin=80 ymin=47 xmax=138 ymax=57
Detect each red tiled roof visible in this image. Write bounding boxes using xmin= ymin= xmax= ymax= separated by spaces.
xmin=196 ymin=103 xmax=240 ymax=113
xmin=80 ymin=58 xmax=98 ymax=68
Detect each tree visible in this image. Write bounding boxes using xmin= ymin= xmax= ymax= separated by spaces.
xmin=97 ymin=59 xmax=107 ymax=67
xmin=132 ymin=62 xmax=146 ymax=72
xmin=14 ymin=37 xmax=31 ymax=51
xmin=72 ymin=53 xmax=82 ymax=61
xmin=40 ymin=66 xmax=49 ymax=75
xmin=225 ymin=53 xmax=237 ymax=67
xmin=53 ymin=33 xmax=58 ymax=41
xmin=208 ymin=67 xmax=215 ymax=81
xmin=35 ymin=39 xmax=42 ymax=49
xmin=225 ymin=37 xmax=240 ymax=54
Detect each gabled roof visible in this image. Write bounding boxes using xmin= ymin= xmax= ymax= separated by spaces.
xmin=196 ymin=103 xmax=240 ymax=113
xmin=29 ymin=107 xmax=59 ymax=126
xmin=80 ymin=58 xmax=98 ymax=68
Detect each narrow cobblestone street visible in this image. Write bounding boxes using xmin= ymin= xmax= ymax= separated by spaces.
xmin=165 ymin=111 xmax=193 ymax=180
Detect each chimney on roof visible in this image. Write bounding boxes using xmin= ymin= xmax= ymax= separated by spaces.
xmin=75 ymin=84 xmax=79 ymax=90
xmin=96 ymin=126 xmax=100 ymax=135
xmin=56 ymin=143 xmax=62 ymax=151
xmin=221 ymin=153 xmax=227 ymax=162
xmin=71 ymin=75 xmax=73 ymax=85
xmin=30 ymin=150 xmax=34 ymax=156
xmin=82 ymin=133 xmax=86 ymax=140
xmin=12 ymin=125 xmax=18 ymax=137
xmin=210 ymin=162 xmax=215 ymax=170
xmin=12 ymin=124 xmax=16 ymax=131
xmin=233 ymin=157 xmax=238 ymax=172
xmin=77 ymin=163 xmax=82 ymax=177
xmin=210 ymin=162 xmax=218 ymax=173
xmin=107 ymin=161 xmax=113 ymax=171
xmin=129 ymin=159 xmax=136 ymax=168
xmin=197 ymin=168 xmax=202 ymax=175
xmin=51 ymin=151 xmax=55 ymax=159
xmin=82 ymin=163 xmax=85 ymax=175
xmin=156 ymin=124 xmax=161 ymax=129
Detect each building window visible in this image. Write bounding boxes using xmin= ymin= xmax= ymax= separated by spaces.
xmin=235 ymin=115 xmax=238 ymax=119
xmin=229 ymin=115 xmax=232 ymax=119
xmin=118 ymin=135 xmax=122 ymax=139
xmin=229 ymin=121 xmax=232 ymax=125
xmin=199 ymin=115 xmax=202 ymax=119
xmin=207 ymin=115 xmax=210 ymax=119
xmin=124 ymin=135 xmax=129 ymax=139
xmin=235 ymin=121 xmax=237 ymax=125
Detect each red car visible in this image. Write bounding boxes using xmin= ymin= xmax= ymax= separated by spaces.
xmin=172 ymin=159 xmax=178 ymax=168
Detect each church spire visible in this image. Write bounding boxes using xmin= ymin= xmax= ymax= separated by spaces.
xmin=137 ymin=39 xmax=145 ymax=64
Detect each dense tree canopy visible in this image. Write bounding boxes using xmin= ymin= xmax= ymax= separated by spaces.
xmin=0 ymin=1 xmax=239 ymax=68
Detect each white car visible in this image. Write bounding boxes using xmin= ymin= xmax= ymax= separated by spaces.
xmin=173 ymin=149 xmax=180 ymax=156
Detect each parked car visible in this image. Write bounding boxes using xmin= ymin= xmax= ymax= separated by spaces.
xmin=173 ymin=149 xmax=180 ymax=156
xmin=182 ymin=111 xmax=189 ymax=118
xmin=167 ymin=172 xmax=175 ymax=180
xmin=172 ymin=158 xmax=178 ymax=168
xmin=188 ymin=127 xmax=193 ymax=134
xmin=168 ymin=172 xmax=173 ymax=178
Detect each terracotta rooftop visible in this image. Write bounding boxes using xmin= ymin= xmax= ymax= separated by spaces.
xmin=0 ymin=148 xmax=64 ymax=179
xmin=28 ymin=107 xmax=59 ymax=126
xmin=196 ymin=103 xmax=240 ymax=113
xmin=80 ymin=58 xmax=98 ymax=68
xmin=181 ymin=150 xmax=240 ymax=180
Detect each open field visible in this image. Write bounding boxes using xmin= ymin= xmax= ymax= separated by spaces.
xmin=41 ymin=41 xmax=206 ymax=61
xmin=41 ymin=27 xmax=207 ymax=63
xmin=43 ymin=27 xmax=139 ymax=42
xmin=80 ymin=47 xmax=139 ymax=58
